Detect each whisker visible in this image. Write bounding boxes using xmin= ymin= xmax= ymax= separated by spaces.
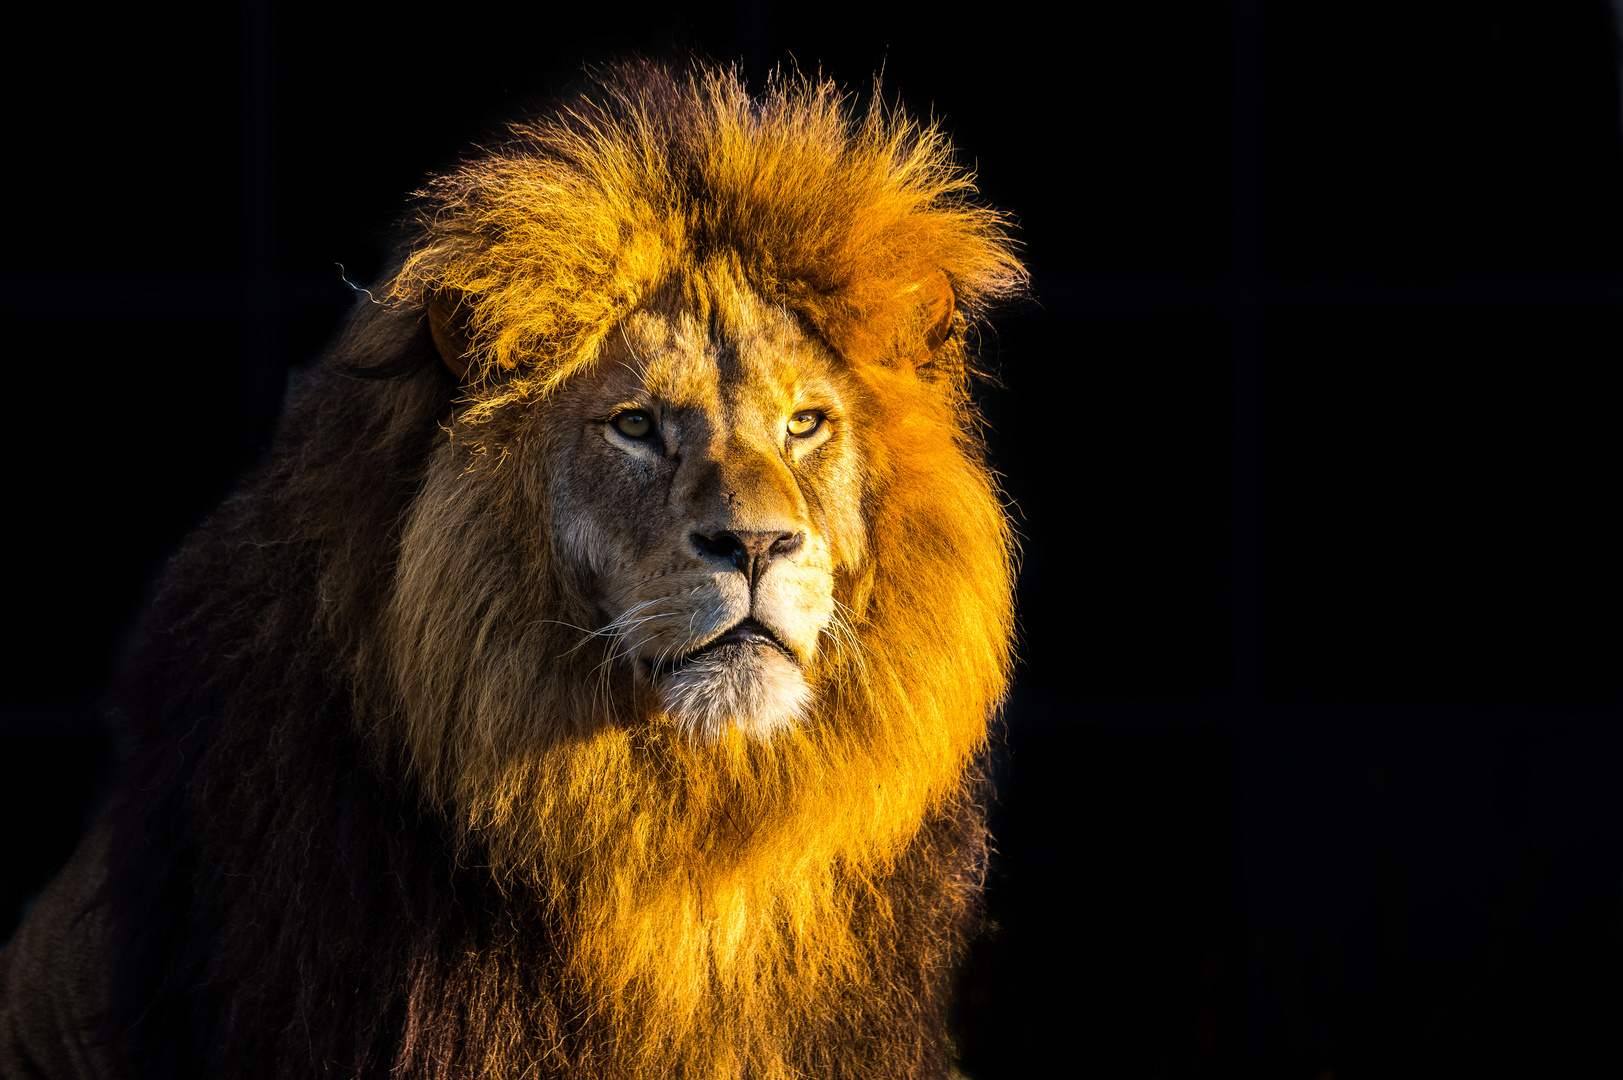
xmin=824 ymin=597 xmax=870 ymax=682
xmin=539 ymin=595 xmax=676 ymax=659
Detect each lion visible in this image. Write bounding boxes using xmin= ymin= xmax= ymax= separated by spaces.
xmin=0 ymin=63 xmax=1024 ymax=1080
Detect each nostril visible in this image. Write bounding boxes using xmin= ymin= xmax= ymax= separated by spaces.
xmin=769 ymin=532 xmax=804 ymax=560
xmin=691 ymin=531 xmax=745 ymax=566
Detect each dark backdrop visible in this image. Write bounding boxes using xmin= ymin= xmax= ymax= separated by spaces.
xmin=3 ymin=3 xmax=1618 ymax=1077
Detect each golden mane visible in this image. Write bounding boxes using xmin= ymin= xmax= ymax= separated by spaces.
xmin=387 ymin=61 xmax=1024 ymax=416
xmin=362 ymin=63 xmax=1024 ymax=1078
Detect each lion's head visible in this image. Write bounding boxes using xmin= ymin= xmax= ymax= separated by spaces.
xmin=356 ymin=63 xmax=1022 ymax=1074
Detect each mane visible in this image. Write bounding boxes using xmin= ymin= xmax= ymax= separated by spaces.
xmin=387 ymin=61 xmax=1025 ymax=416
xmin=98 ymin=62 xmax=1022 ymax=1080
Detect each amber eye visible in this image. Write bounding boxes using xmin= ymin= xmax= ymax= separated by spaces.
xmin=612 ymin=410 xmax=654 ymax=439
xmin=786 ymin=411 xmax=822 ymax=438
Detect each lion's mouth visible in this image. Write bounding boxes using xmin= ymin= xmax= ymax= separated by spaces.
xmin=651 ymin=618 xmax=797 ymax=679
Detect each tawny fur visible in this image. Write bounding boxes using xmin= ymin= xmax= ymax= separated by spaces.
xmin=85 ymin=63 xmax=1023 ymax=1080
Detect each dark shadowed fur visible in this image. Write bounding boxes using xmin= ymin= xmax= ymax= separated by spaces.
xmin=95 ymin=300 xmax=993 ymax=1079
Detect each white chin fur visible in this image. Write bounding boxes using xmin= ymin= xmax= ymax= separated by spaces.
xmin=658 ymin=644 xmax=812 ymax=743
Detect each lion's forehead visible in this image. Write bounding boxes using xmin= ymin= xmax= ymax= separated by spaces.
xmin=616 ymin=293 xmax=843 ymax=425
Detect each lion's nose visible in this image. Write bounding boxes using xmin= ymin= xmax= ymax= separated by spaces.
xmin=691 ymin=529 xmax=804 ymax=588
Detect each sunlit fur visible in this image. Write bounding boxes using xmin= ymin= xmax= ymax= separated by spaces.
xmin=97 ymin=62 xmax=1023 ymax=1080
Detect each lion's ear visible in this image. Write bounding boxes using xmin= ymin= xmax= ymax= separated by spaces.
xmin=828 ymin=270 xmax=956 ymax=370
xmin=427 ymin=289 xmax=476 ymax=380
xmin=907 ymin=270 xmax=957 ymax=365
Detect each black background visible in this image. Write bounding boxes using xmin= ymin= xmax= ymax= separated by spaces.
xmin=2 ymin=2 xmax=1619 ymax=1077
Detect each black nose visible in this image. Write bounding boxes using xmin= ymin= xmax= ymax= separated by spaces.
xmin=690 ymin=529 xmax=805 ymax=587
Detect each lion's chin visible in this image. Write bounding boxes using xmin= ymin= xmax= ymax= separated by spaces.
xmin=657 ymin=642 xmax=812 ymax=743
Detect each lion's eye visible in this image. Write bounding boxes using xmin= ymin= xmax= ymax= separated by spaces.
xmin=612 ymin=411 xmax=654 ymax=439
xmin=786 ymin=411 xmax=822 ymax=438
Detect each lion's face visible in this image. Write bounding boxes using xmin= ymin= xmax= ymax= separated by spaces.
xmin=544 ymin=282 xmax=866 ymax=743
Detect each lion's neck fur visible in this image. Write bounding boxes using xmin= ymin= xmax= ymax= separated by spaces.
xmin=458 ymin=726 xmax=968 ymax=1077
